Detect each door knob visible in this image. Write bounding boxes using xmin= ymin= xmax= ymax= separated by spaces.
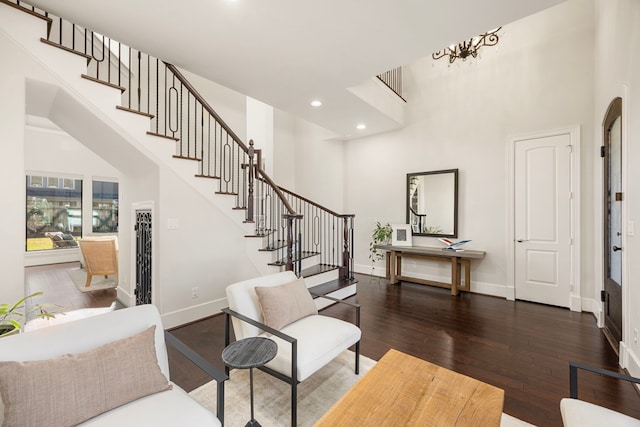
xmin=517 ymin=239 xmax=527 ymax=243
xmin=613 ymin=246 xmax=622 ymax=252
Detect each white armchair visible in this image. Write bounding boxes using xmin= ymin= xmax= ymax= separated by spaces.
xmin=560 ymin=361 xmax=640 ymax=426
xmin=223 ymin=271 xmax=361 ymax=426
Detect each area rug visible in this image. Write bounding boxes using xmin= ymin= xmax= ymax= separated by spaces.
xmin=188 ymin=350 xmax=535 ymax=427
xmin=190 ymin=350 xmax=374 ymax=427
xmin=66 ymin=268 xmax=117 ymax=292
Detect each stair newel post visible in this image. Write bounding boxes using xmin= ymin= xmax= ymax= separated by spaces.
xmin=340 ymin=215 xmax=355 ymax=280
xmin=247 ymin=140 xmax=255 ymax=223
xmin=283 ymin=214 xmax=303 ymax=275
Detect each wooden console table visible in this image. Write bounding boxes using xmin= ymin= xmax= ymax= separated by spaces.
xmin=376 ymin=245 xmax=486 ymax=296
xmin=314 ymin=349 xmax=504 ymax=426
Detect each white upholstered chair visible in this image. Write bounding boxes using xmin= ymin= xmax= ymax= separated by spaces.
xmin=560 ymin=362 xmax=640 ymax=426
xmin=223 ymin=271 xmax=361 ymax=426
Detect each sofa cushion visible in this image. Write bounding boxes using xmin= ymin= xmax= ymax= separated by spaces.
xmin=78 ymin=383 xmax=221 ymax=427
xmin=255 ymin=278 xmax=317 ymax=330
xmin=0 ymin=325 xmax=171 ymax=427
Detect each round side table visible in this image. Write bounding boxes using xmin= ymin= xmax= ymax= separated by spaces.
xmin=222 ymin=337 xmax=277 ymax=427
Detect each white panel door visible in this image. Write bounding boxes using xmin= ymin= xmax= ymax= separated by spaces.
xmin=514 ymin=134 xmax=572 ymax=307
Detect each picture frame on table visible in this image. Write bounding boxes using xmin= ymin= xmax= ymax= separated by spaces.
xmin=391 ymin=224 xmax=412 ymax=246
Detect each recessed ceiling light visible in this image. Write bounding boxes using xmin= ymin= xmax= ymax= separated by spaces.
xmin=356 ymin=123 xmax=366 ymax=130
xmin=310 ymin=100 xmax=322 ymax=107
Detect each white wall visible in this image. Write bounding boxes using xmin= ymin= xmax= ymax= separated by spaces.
xmin=292 ymin=119 xmax=346 ymax=212
xmin=0 ymin=28 xmax=30 ymax=304
xmin=273 ymin=108 xmax=296 ymax=190
xmin=178 ymin=68 xmax=247 ymax=143
xmin=594 ymin=0 xmax=640 ymax=374
xmin=344 ymin=0 xmax=595 ymax=298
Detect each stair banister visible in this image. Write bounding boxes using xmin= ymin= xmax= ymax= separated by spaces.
xmin=166 ymin=66 xmax=301 ymax=273
xmin=164 ymin=63 xmax=249 ymax=153
xmin=4 ymin=0 xmax=358 ymax=279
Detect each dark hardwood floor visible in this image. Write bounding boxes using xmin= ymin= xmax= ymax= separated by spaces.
xmin=168 ymin=273 xmax=640 ymax=427
xmin=25 ymin=264 xmax=640 ymax=426
xmin=24 ymin=262 xmax=117 ymax=314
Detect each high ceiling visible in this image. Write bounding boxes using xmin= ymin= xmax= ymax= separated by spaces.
xmin=28 ymin=0 xmax=564 ymax=140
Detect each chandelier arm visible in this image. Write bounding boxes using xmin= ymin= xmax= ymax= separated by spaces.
xmin=432 ymin=27 xmax=502 ymax=64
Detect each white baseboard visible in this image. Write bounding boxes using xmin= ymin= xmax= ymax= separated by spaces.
xmin=160 ymin=297 xmax=228 ymax=329
xmin=355 ymin=263 xmax=508 ymax=298
xmin=580 ymin=297 xmax=602 ymax=321
xmin=354 ymin=263 xmax=383 ymax=277
xmin=570 ymin=295 xmax=582 ymax=312
xmin=623 ymin=345 xmax=640 ymax=381
xmin=116 ymin=287 xmax=134 ymax=307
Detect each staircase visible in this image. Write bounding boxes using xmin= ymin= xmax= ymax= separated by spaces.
xmin=2 ymin=0 xmax=357 ymax=306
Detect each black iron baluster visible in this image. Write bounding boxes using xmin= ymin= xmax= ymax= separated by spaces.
xmin=136 ymin=50 xmax=141 ymax=112
xmin=179 ymin=83 xmax=183 ymax=154
xmin=126 ymin=46 xmax=131 ymax=108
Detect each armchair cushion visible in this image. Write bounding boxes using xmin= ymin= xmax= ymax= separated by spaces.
xmin=261 ymin=314 xmax=361 ymax=381
xmin=0 ymin=325 xmax=171 ymax=427
xmin=255 ymin=278 xmax=317 ymax=330
xmin=560 ymin=398 xmax=640 ymax=427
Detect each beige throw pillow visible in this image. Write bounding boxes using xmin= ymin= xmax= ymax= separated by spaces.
xmin=255 ymin=278 xmax=318 ymax=330
xmin=0 ymin=325 xmax=171 ymax=427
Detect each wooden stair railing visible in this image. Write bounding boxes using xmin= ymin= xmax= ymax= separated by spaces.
xmin=3 ymin=0 xmax=355 ymax=279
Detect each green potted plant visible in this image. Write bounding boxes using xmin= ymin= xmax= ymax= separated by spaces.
xmin=369 ymin=221 xmax=393 ymax=266
xmin=0 ymin=292 xmax=57 ymax=337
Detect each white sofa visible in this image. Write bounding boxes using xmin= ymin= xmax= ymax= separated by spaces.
xmin=0 ymin=304 xmax=225 ymax=426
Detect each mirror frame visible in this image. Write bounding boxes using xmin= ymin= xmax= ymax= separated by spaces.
xmin=406 ymin=169 xmax=458 ymax=238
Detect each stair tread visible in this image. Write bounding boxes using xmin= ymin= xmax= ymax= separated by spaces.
xmin=147 ymin=131 xmax=179 ymax=141
xmin=41 ymin=38 xmax=91 ymax=61
xmin=301 ymin=264 xmax=339 ymax=277
xmin=81 ymin=74 xmax=125 ymax=92
xmin=268 ymin=251 xmax=319 ymax=266
xmin=116 ymin=105 xmax=154 ymax=119
xmin=259 ymin=240 xmax=288 ymax=251
xmin=309 ymin=277 xmax=359 ymax=296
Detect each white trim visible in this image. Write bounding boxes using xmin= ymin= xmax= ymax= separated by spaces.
xmin=25 ymin=170 xmax=83 ymax=181
xmin=131 ymin=201 xmax=155 ymax=307
xmin=354 ymin=263 xmax=385 ymax=277
xmin=624 ymin=345 xmax=640 ymax=378
xmin=620 ymin=89 xmax=630 ymax=362
xmin=582 ymin=298 xmax=603 ymax=323
xmin=507 ymin=126 xmax=582 ymax=311
xmin=24 ymin=247 xmax=80 ymax=266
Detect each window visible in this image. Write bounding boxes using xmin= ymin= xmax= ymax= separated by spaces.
xmin=92 ymin=180 xmax=119 ymax=233
xmin=26 ymin=175 xmax=82 ymax=251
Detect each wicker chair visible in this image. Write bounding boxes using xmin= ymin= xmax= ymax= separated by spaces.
xmin=78 ymin=239 xmax=118 ymax=287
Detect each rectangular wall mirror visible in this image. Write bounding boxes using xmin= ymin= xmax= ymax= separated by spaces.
xmin=406 ymin=169 xmax=458 ymax=237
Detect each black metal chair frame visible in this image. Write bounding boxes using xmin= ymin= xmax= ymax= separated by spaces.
xmin=164 ymin=331 xmax=228 ymax=425
xmin=569 ymin=361 xmax=640 ymax=399
xmin=223 ymin=293 xmax=360 ymax=427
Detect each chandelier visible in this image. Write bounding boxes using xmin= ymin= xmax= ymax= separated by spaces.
xmin=432 ymin=27 xmax=502 ymax=64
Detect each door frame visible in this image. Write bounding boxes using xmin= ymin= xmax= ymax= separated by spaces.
xmin=506 ymin=127 xmax=581 ymax=311
xmin=602 ymin=97 xmax=623 ymax=351
xmin=596 ymin=92 xmax=630 ymax=366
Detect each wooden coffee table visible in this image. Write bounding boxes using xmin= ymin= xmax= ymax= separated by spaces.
xmin=314 ymin=349 xmax=504 ymax=426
